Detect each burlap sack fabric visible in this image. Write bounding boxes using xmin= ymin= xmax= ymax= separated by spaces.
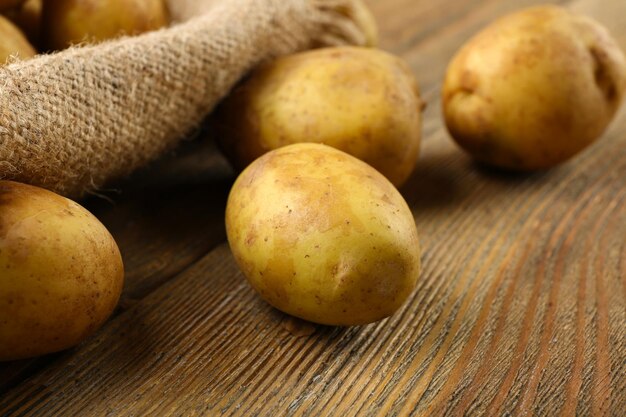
xmin=0 ymin=0 xmax=368 ymax=198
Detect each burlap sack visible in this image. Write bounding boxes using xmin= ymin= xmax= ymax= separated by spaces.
xmin=0 ymin=0 xmax=368 ymax=198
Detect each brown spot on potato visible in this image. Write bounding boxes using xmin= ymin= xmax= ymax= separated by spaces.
xmin=459 ymin=69 xmax=478 ymax=94
xmin=381 ymin=194 xmax=394 ymax=206
xmin=245 ymin=228 xmax=257 ymax=247
xmin=590 ymin=44 xmax=619 ymax=103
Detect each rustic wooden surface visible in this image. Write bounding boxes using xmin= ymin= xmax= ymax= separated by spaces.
xmin=1 ymin=0 xmax=625 ymax=415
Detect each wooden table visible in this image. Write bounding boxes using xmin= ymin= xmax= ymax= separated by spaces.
xmin=1 ymin=0 xmax=625 ymax=415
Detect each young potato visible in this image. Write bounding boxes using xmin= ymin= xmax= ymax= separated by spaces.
xmin=443 ymin=5 xmax=626 ymax=170
xmin=0 ymin=181 xmax=124 ymax=361
xmin=4 ymin=0 xmax=42 ymax=47
xmin=0 ymin=14 xmax=36 ymax=63
xmin=42 ymin=0 xmax=169 ymax=51
xmin=226 ymin=143 xmax=421 ymax=326
xmin=214 ymin=46 xmax=423 ymax=188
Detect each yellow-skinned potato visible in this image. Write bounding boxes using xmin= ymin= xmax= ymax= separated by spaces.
xmin=0 ymin=14 xmax=36 ymax=63
xmin=0 ymin=181 xmax=124 ymax=361
xmin=443 ymin=5 xmax=626 ymax=170
xmin=4 ymin=0 xmax=42 ymax=47
xmin=42 ymin=0 xmax=169 ymax=51
xmin=226 ymin=143 xmax=421 ymax=326
xmin=214 ymin=46 xmax=423 ymax=188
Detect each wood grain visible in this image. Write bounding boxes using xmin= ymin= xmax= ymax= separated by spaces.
xmin=0 ymin=137 xmax=234 ymax=392
xmin=86 ymin=136 xmax=234 ymax=302
xmin=1 ymin=0 xmax=625 ymax=415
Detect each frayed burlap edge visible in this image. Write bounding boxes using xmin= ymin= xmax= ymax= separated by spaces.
xmin=0 ymin=0 xmax=368 ymax=198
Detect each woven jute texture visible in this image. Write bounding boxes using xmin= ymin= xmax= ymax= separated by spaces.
xmin=0 ymin=0 xmax=367 ymax=197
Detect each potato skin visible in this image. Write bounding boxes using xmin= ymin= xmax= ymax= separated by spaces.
xmin=0 ymin=181 xmax=124 ymax=361
xmin=4 ymin=0 xmax=42 ymax=48
xmin=443 ymin=5 xmax=626 ymax=170
xmin=42 ymin=0 xmax=169 ymax=51
xmin=0 ymin=14 xmax=36 ymax=63
xmin=214 ymin=46 xmax=423 ymax=188
xmin=225 ymin=143 xmax=420 ymax=326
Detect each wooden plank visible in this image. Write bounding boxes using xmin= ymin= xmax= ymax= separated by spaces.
xmin=1 ymin=0 xmax=566 ymax=392
xmin=85 ymin=137 xmax=234 ymax=302
xmin=2 ymin=0 xmax=625 ymax=414
xmin=0 ymin=107 xmax=624 ymax=415
xmin=0 ymin=132 xmax=234 ymax=392
xmin=370 ymin=0 xmax=573 ymax=92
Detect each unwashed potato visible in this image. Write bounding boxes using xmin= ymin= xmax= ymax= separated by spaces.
xmin=0 ymin=181 xmax=124 ymax=361
xmin=443 ymin=5 xmax=626 ymax=170
xmin=0 ymin=13 xmax=35 ymax=63
xmin=4 ymin=0 xmax=42 ymax=47
xmin=214 ymin=46 xmax=423 ymax=188
xmin=42 ymin=0 xmax=169 ymax=51
xmin=226 ymin=143 xmax=421 ymax=326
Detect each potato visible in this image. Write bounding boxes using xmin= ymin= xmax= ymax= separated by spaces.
xmin=443 ymin=5 xmax=626 ymax=170
xmin=0 ymin=181 xmax=124 ymax=361
xmin=225 ymin=143 xmax=421 ymax=326
xmin=42 ymin=0 xmax=169 ymax=51
xmin=4 ymin=0 xmax=42 ymax=47
xmin=0 ymin=13 xmax=36 ymax=63
xmin=214 ymin=46 xmax=423 ymax=188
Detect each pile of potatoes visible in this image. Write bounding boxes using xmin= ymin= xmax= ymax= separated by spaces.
xmin=220 ymin=5 xmax=625 ymax=326
xmin=0 ymin=0 xmax=170 ymax=361
xmin=0 ymin=0 xmax=169 ymax=62
xmin=1 ymin=3 xmax=625 ymax=360
xmin=219 ymin=45 xmax=425 ymax=326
